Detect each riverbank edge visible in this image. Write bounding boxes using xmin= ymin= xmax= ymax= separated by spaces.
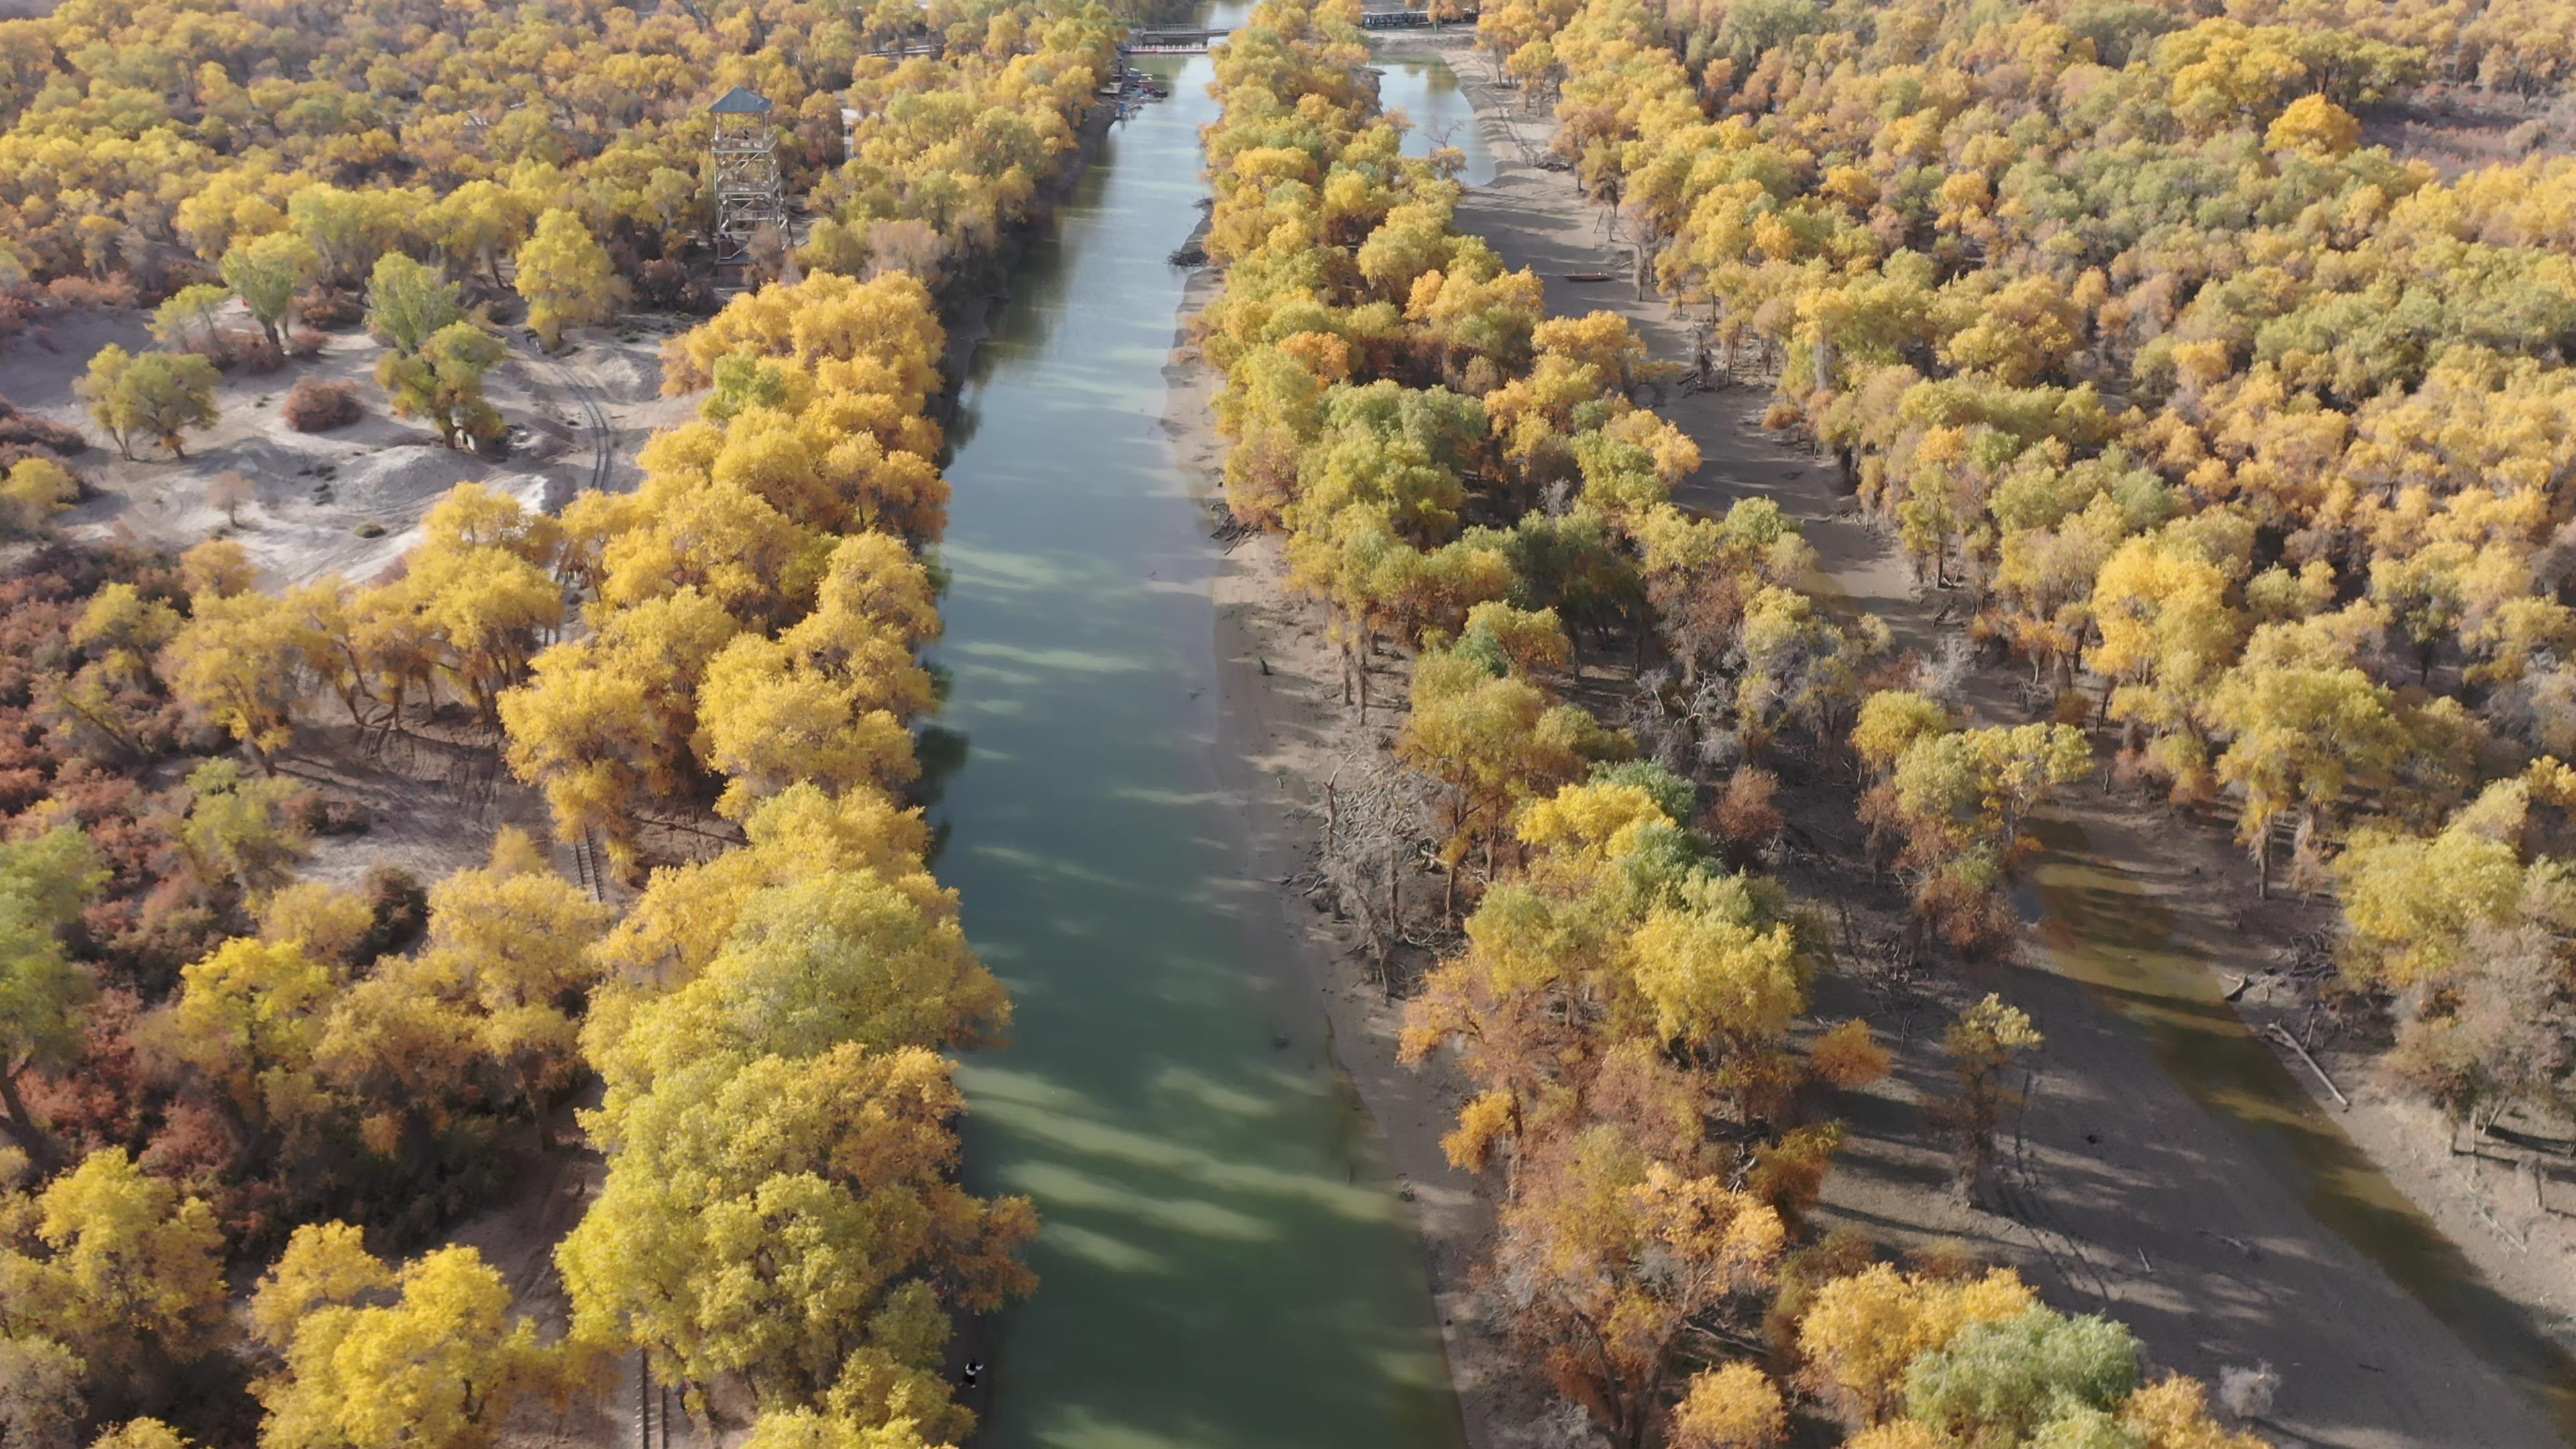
xmin=1161 ymin=235 xmax=1531 ymax=1448
xmin=933 ymin=90 xmax=1124 ymax=423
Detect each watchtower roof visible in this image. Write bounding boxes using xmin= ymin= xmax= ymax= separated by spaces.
xmin=710 ymin=86 xmax=773 ymax=114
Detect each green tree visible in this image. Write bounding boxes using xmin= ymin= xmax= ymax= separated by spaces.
xmin=150 ymin=282 xmax=231 ymax=354
xmin=78 ymin=345 xmax=221 ymax=460
xmin=379 ymin=322 xmax=508 ymax=450
xmin=0 ymin=827 xmax=104 ymax=1173
xmin=1902 ymin=1307 xmax=2141 ymax=1446
xmin=365 ymin=253 xmax=465 ymax=356
xmin=221 ymin=233 xmax=321 ymax=347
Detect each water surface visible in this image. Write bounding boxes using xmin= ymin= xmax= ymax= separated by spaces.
xmin=927 ymin=37 xmax=1493 ymax=1449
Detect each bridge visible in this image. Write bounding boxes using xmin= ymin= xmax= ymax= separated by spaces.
xmin=1124 ymin=25 xmax=1229 ymax=52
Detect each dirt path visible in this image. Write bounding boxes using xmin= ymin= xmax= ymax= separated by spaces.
xmin=1338 ymin=33 xmax=2574 ymax=1448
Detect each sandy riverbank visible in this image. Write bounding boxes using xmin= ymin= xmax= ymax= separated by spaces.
xmin=1180 ymin=28 xmax=2573 ymax=1449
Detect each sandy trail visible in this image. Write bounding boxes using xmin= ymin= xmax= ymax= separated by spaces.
xmin=1193 ymin=31 xmax=2575 ymax=1449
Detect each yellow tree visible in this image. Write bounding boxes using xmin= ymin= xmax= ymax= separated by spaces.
xmin=250 ymin=1226 xmax=569 ymax=1449
xmin=1796 ymin=1263 xmax=2037 ymax=1426
xmin=515 ymin=208 xmax=625 ymax=350
xmin=0 ymin=1149 xmax=229 ymax=1385
xmin=162 ymin=590 xmax=317 ymax=773
xmin=166 ymin=936 xmax=336 ymax=1142
xmin=419 ymin=828 xmax=614 ymax=1140
xmin=559 ymin=1044 xmax=1033 ymax=1426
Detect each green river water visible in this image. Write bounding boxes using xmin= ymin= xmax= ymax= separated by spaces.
xmin=926 ymin=37 xmax=1489 ymax=1449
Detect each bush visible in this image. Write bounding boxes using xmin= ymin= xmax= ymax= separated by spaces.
xmin=284 ymin=327 xmax=327 ymax=359
xmin=45 ymin=275 xmax=137 ymax=309
xmin=224 ymin=327 xmax=284 ymax=373
xmin=294 ymin=284 xmax=363 ymax=329
xmin=354 ymin=865 xmax=429 ymax=961
xmin=288 ymin=790 xmax=371 ymax=836
xmin=283 ymin=378 xmax=362 ymax=432
xmin=631 ymin=257 xmax=710 ymax=313
xmin=0 ymin=395 xmax=87 ymax=455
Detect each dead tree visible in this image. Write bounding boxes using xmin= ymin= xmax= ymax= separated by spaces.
xmin=1320 ymin=755 xmax=1439 ymax=998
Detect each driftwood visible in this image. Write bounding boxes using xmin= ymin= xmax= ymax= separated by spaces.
xmin=2265 ymin=1022 xmax=2350 ymax=1109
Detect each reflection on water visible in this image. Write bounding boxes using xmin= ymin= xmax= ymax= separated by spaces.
xmin=2028 ymin=816 xmax=2576 ymax=1440
xmin=1378 ymin=56 xmax=1496 ymax=187
xmin=925 ymin=34 xmax=1495 ymax=1449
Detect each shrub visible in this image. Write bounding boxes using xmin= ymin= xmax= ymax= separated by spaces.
xmin=283 ymin=378 xmax=362 ymax=432
xmin=631 ymin=256 xmax=710 ymax=313
xmin=354 ymin=865 xmax=429 ymax=961
xmin=288 ymin=790 xmax=371 ymax=836
xmin=0 ymin=395 xmax=87 ymax=455
xmin=284 ymin=327 xmax=327 ymax=359
xmin=46 ymin=275 xmax=138 ymax=309
xmin=225 ymin=327 xmax=285 ymax=373
xmin=294 ymin=284 xmax=363 ymax=329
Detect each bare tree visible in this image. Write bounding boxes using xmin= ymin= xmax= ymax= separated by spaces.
xmin=207 ymin=469 xmax=254 ymax=528
xmin=1320 ymin=755 xmax=1438 ymax=996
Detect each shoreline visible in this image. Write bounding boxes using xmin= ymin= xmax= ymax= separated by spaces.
xmin=1185 ymin=28 xmax=2576 ymax=1449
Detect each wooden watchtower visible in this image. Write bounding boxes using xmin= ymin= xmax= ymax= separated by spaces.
xmin=710 ymin=86 xmax=786 ymax=269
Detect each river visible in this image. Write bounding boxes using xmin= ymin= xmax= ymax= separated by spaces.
xmin=926 ymin=32 xmax=1491 ymax=1449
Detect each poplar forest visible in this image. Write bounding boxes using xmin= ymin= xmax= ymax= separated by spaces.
xmin=0 ymin=0 xmax=2569 ymax=1444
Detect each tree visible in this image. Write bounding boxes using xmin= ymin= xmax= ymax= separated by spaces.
xmin=175 ymin=760 xmax=311 ymax=902
xmin=595 ymin=869 xmax=1009 ymax=1105
xmin=0 ymin=1336 xmax=83 ymax=1449
xmin=0 ymin=457 xmax=78 ymax=538
xmin=206 ymin=470 xmax=254 ymax=528
xmin=378 ymin=323 xmax=508 ymax=451
xmin=0 ymin=827 xmax=104 ymax=1173
xmin=92 ymin=1419 xmax=194 ymax=1449
xmin=1943 ymin=995 xmax=2042 ymax=1201
xmin=1670 ymin=1362 xmax=1786 ymax=1449
xmin=365 ymin=254 xmax=465 ymax=356
xmin=0 ymin=1149 xmax=228 ymax=1383
xmin=162 ymin=591 xmax=315 ymax=771
xmin=250 ymin=1228 xmax=567 ymax=1449
xmin=515 ymin=209 xmax=624 ymax=350
xmin=2207 ymin=659 xmax=2410 ymax=896
xmin=1397 ymin=641 xmax=1616 ymax=896
xmin=2265 ymin=94 xmax=2360 ymax=158
xmin=739 ymin=1413 xmax=940 ymax=1449
xmin=417 ymin=829 xmax=613 ymax=1140
xmin=166 ymin=936 xmax=335 ymax=1140
xmin=559 ymin=1045 xmax=1032 ymax=1424
xmin=1902 ymin=1308 xmax=2141 ymax=1446
xmin=77 ymin=346 xmax=220 ymax=461
xmin=1489 ymin=1132 xmax=1786 ymax=1449
xmin=1796 ymin=1264 xmax=2038 ymax=1425
xmin=220 ymin=233 xmax=321 ymax=347
xmin=150 ymin=284 xmax=231 ymax=354
xmin=423 ymin=180 xmax=533 ymax=290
